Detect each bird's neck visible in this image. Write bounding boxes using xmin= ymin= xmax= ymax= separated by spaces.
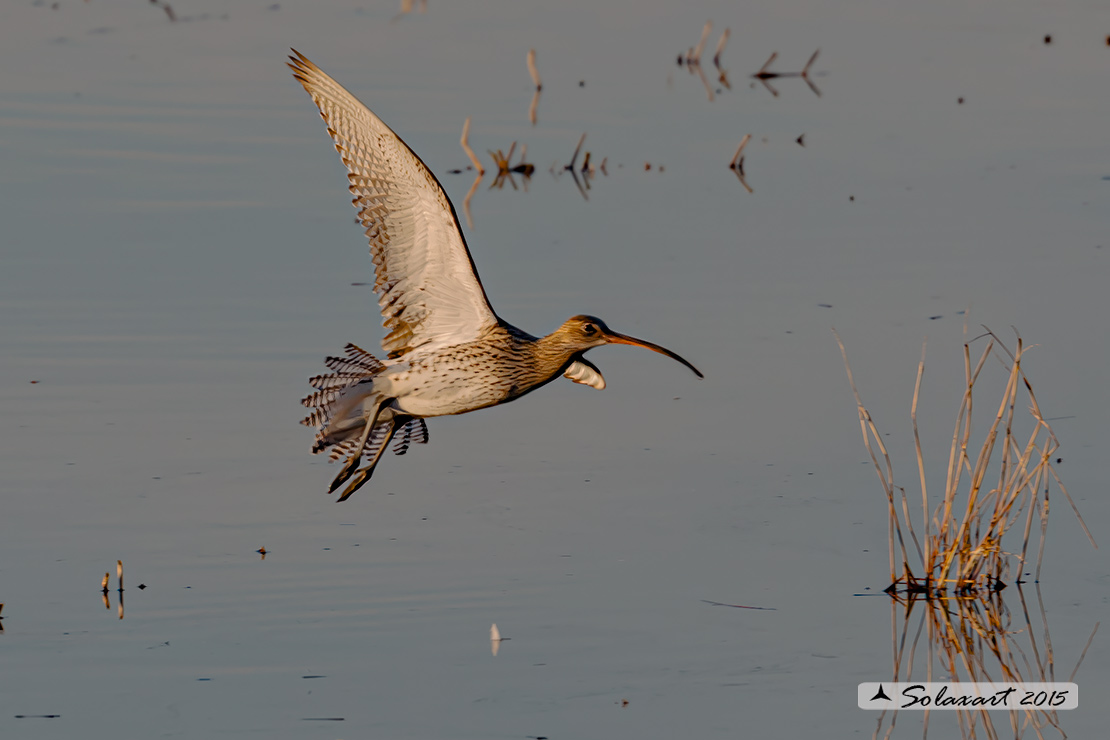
xmin=529 ymin=331 xmax=580 ymax=381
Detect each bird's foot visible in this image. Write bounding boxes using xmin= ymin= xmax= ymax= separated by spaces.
xmin=336 ymin=465 xmax=375 ymax=502
xmin=329 ymin=453 xmax=362 ymax=493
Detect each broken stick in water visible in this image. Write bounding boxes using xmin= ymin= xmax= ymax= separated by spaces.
xmin=713 ymin=28 xmax=730 ymax=68
xmin=691 ymin=21 xmax=712 ymax=65
xmin=527 ymin=49 xmax=541 ymax=90
xmin=460 ymin=117 xmax=484 ymax=175
xmin=729 ymin=134 xmax=751 ymax=170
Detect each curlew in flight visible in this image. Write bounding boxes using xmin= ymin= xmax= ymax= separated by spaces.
xmin=289 ymin=50 xmax=702 ymax=501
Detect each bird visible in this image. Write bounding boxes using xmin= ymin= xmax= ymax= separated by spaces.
xmin=288 ymin=50 xmax=703 ymax=501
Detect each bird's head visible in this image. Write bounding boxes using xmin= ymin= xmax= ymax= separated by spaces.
xmin=554 ymin=315 xmax=703 ymax=378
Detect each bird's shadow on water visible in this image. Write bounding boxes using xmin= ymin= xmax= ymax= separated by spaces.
xmin=870 ymin=584 xmax=1098 ymax=739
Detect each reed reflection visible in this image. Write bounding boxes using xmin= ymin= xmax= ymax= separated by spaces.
xmin=873 ymin=586 xmax=1097 ymax=739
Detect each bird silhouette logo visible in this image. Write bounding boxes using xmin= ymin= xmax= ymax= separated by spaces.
xmin=870 ymin=684 xmax=893 ymax=702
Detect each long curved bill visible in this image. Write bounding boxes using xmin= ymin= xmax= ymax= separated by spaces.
xmin=604 ymin=331 xmax=704 ymax=378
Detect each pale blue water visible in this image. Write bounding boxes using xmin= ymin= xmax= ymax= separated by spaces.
xmin=2 ymin=0 xmax=1107 ymax=737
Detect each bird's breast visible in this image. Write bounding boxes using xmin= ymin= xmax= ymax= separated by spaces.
xmin=386 ymin=341 xmax=548 ymax=418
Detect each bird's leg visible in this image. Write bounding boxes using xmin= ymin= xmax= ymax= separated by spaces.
xmin=328 ymin=399 xmax=390 ymax=494
xmin=328 ymin=423 xmax=373 ymax=493
xmin=335 ymin=417 xmax=407 ymax=502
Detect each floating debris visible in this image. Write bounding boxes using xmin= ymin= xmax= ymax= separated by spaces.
xmin=257 ymin=546 xmax=267 ymax=560
xmin=512 ymin=144 xmax=535 ymax=176
xmin=488 ymin=142 xmax=517 ymax=176
xmin=487 ymin=143 xmax=534 ymax=192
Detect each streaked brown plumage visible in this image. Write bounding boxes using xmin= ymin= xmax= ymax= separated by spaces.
xmin=289 ymin=50 xmax=702 ymax=501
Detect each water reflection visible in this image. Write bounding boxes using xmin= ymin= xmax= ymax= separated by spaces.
xmin=490 ymin=623 xmax=504 ymax=657
xmin=99 ymin=561 xmax=125 ymax=620
xmin=752 ymin=50 xmax=822 ymax=98
xmin=676 ymin=21 xmax=730 ymax=102
xmin=872 ymin=586 xmax=1098 ymax=739
xmin=454 ymin=129 xmax=610 ymax=225
xmin=729 ymin=134 xmax=753 ymax=193
xmin=840 ymin=331 xmax=1101 ymax=736
xmin=551 ymin=132 xmax=598 ymax=201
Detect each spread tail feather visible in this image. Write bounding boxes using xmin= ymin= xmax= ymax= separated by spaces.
xmin=301 ymin=343 xmax=428 ymax=459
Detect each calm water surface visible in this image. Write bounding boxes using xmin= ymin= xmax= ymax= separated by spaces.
xmin=2 ymin=1 xmax=1107 ymax=737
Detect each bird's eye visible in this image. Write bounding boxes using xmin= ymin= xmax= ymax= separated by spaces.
xmin=582 ymin=323 xmax=598 ymax=336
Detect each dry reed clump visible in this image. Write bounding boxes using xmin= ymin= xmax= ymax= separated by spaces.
xmin=834 ymin=328 xmax=1095 ymax=596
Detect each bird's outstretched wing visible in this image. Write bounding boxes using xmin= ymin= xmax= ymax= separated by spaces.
xmin=288 ymin=50 xmax=499 ymax=358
